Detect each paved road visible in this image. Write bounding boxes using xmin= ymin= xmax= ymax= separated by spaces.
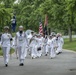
xmin=0 ymin=50 xmax=76 ymax=75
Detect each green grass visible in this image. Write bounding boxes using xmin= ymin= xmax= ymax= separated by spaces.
xmin=63 ymin=38 xmax=76 ymax=51
xmin=0 ymin=47 xmax=3 ymax=55
xmin=12 ymin=32 xmax=16 ymax=37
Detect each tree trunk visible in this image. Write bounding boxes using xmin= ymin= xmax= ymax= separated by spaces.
xmin=68 ymin=26 xmax=72 ymax=42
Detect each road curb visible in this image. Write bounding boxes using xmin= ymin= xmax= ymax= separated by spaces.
xmin=63 ymin=49 xmax=76 ymax=53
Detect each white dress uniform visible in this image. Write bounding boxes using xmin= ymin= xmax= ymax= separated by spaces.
xmin=1 ymin=33 xmax=12 ymax=65
xmin=56 ymin=36 xmax=64 ymax=54
xmin=36 ymin=37 xmax=43 ymax=57
xmin=27 ymin=34 xmax=32 ymax=43
xmin=46 ymin=38 xmax=51 ymax=55
xmin=44 ymin=37 xmax=48 ymax=55
xmin=40 ymin=36 xmax=44 ymax=56
xmin=50 ymin=37 xmax=56 ymax=58
xmin=41 ymin=37 xmax=45 ymax=54
xmin=15 ymin=31 xmax=28 ymax=64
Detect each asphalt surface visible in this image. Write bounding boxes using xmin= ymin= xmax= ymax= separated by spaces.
xmin=0 ymin=49 xmax=76 ymax=75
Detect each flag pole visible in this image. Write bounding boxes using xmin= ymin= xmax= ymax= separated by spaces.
xmin=44 ymin=14 xmax=48 ymax=37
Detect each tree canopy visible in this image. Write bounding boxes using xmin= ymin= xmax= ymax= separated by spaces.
xmin=0 ymin=0 xmax=76 ymax=41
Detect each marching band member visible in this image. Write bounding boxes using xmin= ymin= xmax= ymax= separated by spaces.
xmin=15 ymin=25 xmax=28 ymax=66
xmin=56 ymin=33 xmax=64 ymax=55
xmin=44 ymin=36 xmax=48 ymax=56
xmin=27 ymin=31 xmax=35 ymax=55
xmin=46 ymin=35 xmax=52 ymax=56
xmin=27 ymin=31 xmax=34 ymax=44
xmin=50 ymin=34 xmax=57 ymax=59
xmin=29 ymin=34 xmax=38 ymax=59
xmin=35 ymin=34 xmax=43 ymax=57
xmin=59 ymin=34 xmax=64 ymax=53
xmin=1 ymin=26 xmax=13 ymax=67
xmin=39 ymin=35 xmax=44 ymax=56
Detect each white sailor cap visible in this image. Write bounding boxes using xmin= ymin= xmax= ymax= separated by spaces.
xmin=56 ymin=33 xmax=60 ymax=36
xmin=4 ymin=26 xmax=9 ymax=29
xmin=19 ymin=25 xmax=23 ymax=28
xmin=51 ymin=32 xmax=56 ymax=36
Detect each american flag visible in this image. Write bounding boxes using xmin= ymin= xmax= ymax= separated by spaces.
xmin=39 ymin=22 xmax=43 ymax=35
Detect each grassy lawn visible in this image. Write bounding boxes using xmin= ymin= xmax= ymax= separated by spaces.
xmin=12 ymin=32 xmax=16 ymax=37
xmin=0 ymin=47 xmax=3 ymax=56
xmin=63 ymin=38 xmax=76 ymax=51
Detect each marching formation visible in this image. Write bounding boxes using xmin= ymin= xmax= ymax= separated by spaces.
xmin=0 ymin=25 xmax=64 ymax=67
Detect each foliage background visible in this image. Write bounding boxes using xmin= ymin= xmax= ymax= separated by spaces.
xmin=0 ymin=0 xmax=76 ymax=41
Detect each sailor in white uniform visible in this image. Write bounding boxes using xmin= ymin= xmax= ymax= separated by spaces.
xmin=35 ymin=34 xmax=43 ymax=57
xmin=46 ymin=35 xmax=52 ymax=56
xmin=44 ymin=36 xmax=48 ymax=56
xmin=56 ymin=33 xmax=64 ymax=55
xmin=29 ymin=35 xmax=38 ymax=59
xmin=27 ymin=32 xmax=33 ymax=43
xmin=15 ymin=26 xmax=28 ymax=66
xmin=50 ymin=34 xmax=57 ymax=59
xmin=27 ymin=31 xmax=34 ymax=55
xmin=1 ymin=26 xmax=13 ymax=67
xmin=59 ymin=34 xmax=64 ymax=52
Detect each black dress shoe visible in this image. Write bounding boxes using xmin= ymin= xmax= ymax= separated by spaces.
xmin=19 ymin=63 xmax=24 ymax=66
xmin=45 ymin=54 xmax=47 ymax=56
xmin=57 ymin=52 xmax=62 ymax=55
xmin=5 ymin=64 xmax=8 ymax=67
xmin=59 ymin=52 xmax=62 ymax=54
xmin=21 ymin=63 xmax=24 ymax=66
xmin=56 ymin=53 xmax=60 ymax=55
